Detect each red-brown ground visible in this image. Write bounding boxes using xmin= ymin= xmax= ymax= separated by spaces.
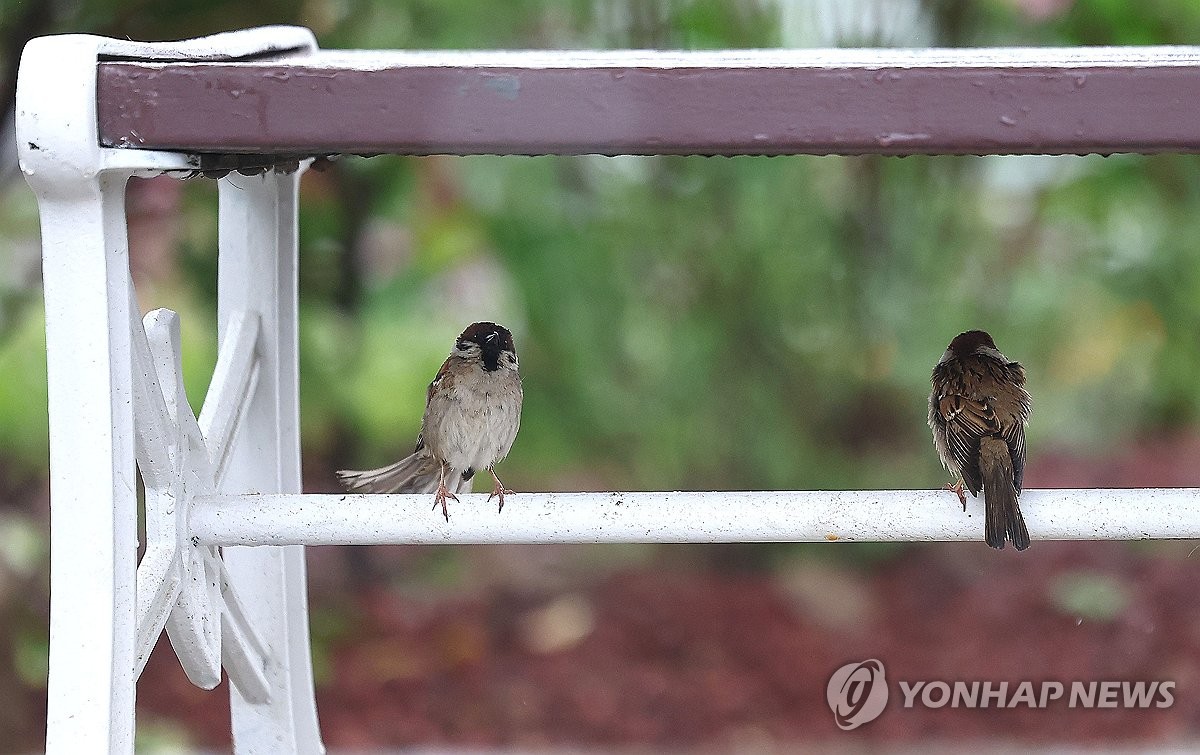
xmin=133 ymin=539 xmax=1200 ymax=750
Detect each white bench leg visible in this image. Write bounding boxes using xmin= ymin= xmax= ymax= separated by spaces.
xmin=217 ymin=171 xmax=324 ymax=753
xmin=39 ymin=176 xmax=140 ymax=752
xmin=16 ymin=34 xmax=154 ymax=753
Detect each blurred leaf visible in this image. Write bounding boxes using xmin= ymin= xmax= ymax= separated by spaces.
xmin=0 ymin=514 xmax=46 ymax=577
xmin=1047 ymin=571 xmax=1131 ymax=622
xmin=13 ymin=628 xmax=47 ymax=688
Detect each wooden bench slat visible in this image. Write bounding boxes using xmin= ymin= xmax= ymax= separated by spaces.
xmin=96 ymin=47 xmax=1200 ymax=157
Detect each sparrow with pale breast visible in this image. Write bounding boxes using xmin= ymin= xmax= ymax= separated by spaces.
xmin=928 ymin=330 xmax=1032 ymax=550
xmin=338 ymin=321 xmax=523 ymax=521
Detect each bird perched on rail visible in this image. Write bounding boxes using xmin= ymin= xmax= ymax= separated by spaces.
xmin=928 ymin=330 xmax=1032 ymax=550
xmin=338 ymin=321 xmax=523 ymax=521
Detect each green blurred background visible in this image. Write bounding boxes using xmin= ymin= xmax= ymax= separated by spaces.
xmin=3 ymin=0 xmax=1200 ymax=750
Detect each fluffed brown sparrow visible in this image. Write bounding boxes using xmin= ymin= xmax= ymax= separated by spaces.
xmin=928 ymin=330 xmax=1032 ymax=550
xmin=338 ymin=321 xmax=523 ymax=521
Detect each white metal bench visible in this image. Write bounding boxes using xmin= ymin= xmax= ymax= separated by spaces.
xmin=16 ymin=25 xmax=1200 ymax=753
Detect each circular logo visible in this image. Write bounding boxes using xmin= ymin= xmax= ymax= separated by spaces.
xmin=827 ymin=659 xmax=888 ymax=730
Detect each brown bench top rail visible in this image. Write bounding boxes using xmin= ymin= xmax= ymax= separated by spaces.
xmin=96 ymin=46 xmax=1200 ymax=157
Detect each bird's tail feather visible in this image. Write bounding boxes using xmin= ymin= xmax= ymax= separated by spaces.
xmin=337 ymin=453 xmax=441 ymax=494
xmin=980 ymin=436 xmax=1030 ymax=550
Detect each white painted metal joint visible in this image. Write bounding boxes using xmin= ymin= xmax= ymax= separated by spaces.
xmin=16 ymin=26 xmax=319 ymax=194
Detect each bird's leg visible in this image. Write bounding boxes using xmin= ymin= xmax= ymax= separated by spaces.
xmin=486 ymin=466 xmax=513 ymax=513
xmin=432 ymin=462 xmax=459 ymax=522
xmin=944 ymin=478 xmax=968 ymax=512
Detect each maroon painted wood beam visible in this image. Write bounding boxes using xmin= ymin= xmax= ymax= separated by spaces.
xmin=96 ymin=48 xmax=1200 ymax=157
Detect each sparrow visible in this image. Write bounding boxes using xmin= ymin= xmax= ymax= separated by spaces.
xmin=928 ymin=330 xmax=1032 ymax=550
xmin=338 ymin=321 xmax=523 ymax=521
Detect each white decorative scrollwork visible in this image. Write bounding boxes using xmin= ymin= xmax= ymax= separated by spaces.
xmin=130 ymin=294 xmax=269 ymax=703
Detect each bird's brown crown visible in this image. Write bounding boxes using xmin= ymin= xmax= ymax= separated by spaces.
xmin=458 ymin=321 xmax=515 ymax=354
xmin=947 ymin=329 xmax=997 ymax=357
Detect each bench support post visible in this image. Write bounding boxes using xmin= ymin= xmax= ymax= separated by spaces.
xmin=39 ymin=171 xmax=140 ymax=752
xmin=218 ymin=172 xmax=323 ymax=752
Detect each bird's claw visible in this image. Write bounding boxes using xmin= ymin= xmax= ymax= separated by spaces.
xmin=432 ymin=485 xmax=459 ymax=522
xmin=487 ymin=467 xmax=512 ymax=513
xmin=944 ymin=479 xmax=968 ymax=512
xmin=487 ymin=486 xmax=514 ymax=512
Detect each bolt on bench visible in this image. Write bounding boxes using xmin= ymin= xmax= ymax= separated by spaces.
xmin=16 ymin=24 xmax=1200 ymax=753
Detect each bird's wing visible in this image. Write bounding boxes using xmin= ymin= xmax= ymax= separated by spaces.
xmin=413 ymin=356 xmax=456 ymax=454
xmin=1003 ymin=419 xmax=1027 ymax=492
xmin=937 ymin=393 xmax=1002 ymax=496
xmin=997 ymin=368 xmax=1030 ymax=492
xmin=426 ymin=355 xmax=454 ymax=406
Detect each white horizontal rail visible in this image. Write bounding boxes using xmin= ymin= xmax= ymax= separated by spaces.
xmin=191 ymin=489 xmax=1200 ymax=546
